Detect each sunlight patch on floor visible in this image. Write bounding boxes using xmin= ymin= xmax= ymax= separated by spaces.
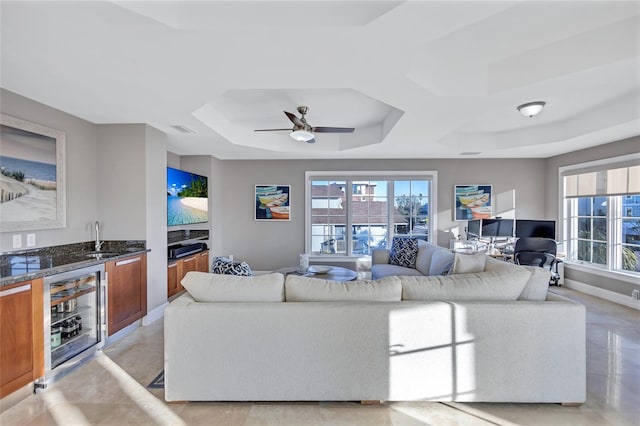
xmin=95 ymin=353 xmax=186 ymax=426
xmin=41 ymin=388 xmax=91 ymax=425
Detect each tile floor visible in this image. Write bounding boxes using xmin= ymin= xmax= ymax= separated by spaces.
xmin=1 ymin=287 xmax=638 ymax=425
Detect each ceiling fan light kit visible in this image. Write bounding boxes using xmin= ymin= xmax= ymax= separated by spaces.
xmin=254 ymin=105 xmax=355 ymax=144
xmin=290 ymin=129 xmax=314 ymax=142
xmin=517 ymin=101 xmax=546 ymax=118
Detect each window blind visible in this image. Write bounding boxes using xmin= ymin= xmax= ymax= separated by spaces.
xmin=564 ymin=164 xmax=640 ymax=198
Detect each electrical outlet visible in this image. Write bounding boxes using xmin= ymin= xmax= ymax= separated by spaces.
xmin=27 ymin=233 xmax=36 ymax=247
xmin=632 ymin=289 xmax=640 ymax=300
xmin=12 ymin=234 xmax=22 ymax=249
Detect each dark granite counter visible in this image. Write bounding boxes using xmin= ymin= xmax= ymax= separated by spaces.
xmin=167 ymin=229 xmax=209 ymax=245
xmin=0 ymin=240 xmax=148 ymax=287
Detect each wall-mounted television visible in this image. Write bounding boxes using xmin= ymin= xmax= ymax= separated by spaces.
xmin=167 ymin=167 xmax=208 ymax=226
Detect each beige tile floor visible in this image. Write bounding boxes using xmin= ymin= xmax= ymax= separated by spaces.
xmin=1 ymin=287 xmax=639 ymax=425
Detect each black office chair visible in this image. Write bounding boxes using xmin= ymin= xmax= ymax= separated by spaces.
xmin=513 ymin=237 xmax=561 ymax=286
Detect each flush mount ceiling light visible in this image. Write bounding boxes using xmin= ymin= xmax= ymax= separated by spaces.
xmin=517 ymin=101 xmax=546 ymax=118
xmin=290 ymin=129 xmax=315 ymax=142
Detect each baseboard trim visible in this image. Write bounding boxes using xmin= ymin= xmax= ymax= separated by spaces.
xmin=565 ymin=279 xmax=640 ymax=310
xmin=143 ymin=302 xmax=168 ymax=326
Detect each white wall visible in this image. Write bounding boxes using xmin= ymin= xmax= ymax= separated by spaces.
xmin=0 ymin=89 xmax=98 ymax=251
xmin=145 ymin=126 xmax=168 ymax=312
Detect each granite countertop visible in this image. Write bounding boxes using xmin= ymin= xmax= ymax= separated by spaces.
xmin=0 ymin=240 xmax=148 ymax=287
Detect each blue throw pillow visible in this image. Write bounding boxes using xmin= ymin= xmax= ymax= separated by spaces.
xmin=389 ymin=237 xmax=419 ymax=268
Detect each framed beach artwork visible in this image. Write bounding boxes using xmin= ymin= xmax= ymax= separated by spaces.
xmin=454 ymin=184 xmax=492 ymax=221
xmin=0 ymin=114 xmax=66 ymax=231
xmin=255 ymin=185 xmax=290 ymax=221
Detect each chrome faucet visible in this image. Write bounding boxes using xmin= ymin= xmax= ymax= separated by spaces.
xmin=95 ymin=221 xmax=103 ymax=252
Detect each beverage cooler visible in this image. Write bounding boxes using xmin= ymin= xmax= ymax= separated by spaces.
xmin=41 ymin=264 xmax=106 ymax=381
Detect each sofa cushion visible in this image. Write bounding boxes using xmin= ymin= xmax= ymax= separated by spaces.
xmin=519 ymin=266 xmax=551 ymax=301
xmin=285 ymin=275 xmax=402 ymax=301
xmin=181 ymin=271 xmax=284 ymax=302
xmin=451 ymin=252 xmax=487 ymax=274
xmin=389 ymin=237 xmax=419 ymax=268
xmin=429 ymin=249 xmax=455 ymax=276
xmin=211 ymin=257 xmax=253 ymax=276
xmin=414 ymin=240 xmax=437 ymax=275
xmin=400 ymin=266 xmax=531 ymax=301
xmin=371 ymin=263 xmax=424 ymax=279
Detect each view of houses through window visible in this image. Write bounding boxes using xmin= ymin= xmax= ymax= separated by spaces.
xmin=307 ymin=174 xmax=433 ymax=256
xmin=562 ymin=158 xmax=640 ymax=274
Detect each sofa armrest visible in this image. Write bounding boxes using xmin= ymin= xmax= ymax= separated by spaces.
xmin=372 ymin=249 xmax=390 ymax=265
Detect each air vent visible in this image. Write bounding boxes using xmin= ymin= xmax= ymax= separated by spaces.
xmin=460 ymin=152 xmax=482 ymax=156
xmin=170 ymin=125 xmax=197 ymax=134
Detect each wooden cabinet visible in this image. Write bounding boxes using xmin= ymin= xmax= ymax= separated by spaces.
xmin=106 ymin=254 xmax=147 ymax=336
xmin=196 ymin=250 xmax=209 ymax=273
xmin=167 ymin=261 xmax=179 ymax=298
xmin=167 ymin=250 xmax=209 ymax=298
xmin=0 ymin=279 xmax=44 ymax=398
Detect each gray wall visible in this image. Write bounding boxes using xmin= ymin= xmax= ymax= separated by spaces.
xmin=96 ymin=124 xmax=147 ymax=239
xmin=0 ymin=89 xmax=98 ymax=251
xmin=212 ymin=158 xmax=547 ymax=271
xmin=96 ymin=123 xmax=168 ymax=313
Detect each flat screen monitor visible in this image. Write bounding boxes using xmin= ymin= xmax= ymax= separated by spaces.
xmin=167 ymin=167 xmax=209 ymax=226
xmin=515 ymin=219 xmax=556 ymax=240
xmin=467 ymin=219 xmax=481 ymax=238
xmin=481 ymin=218 xmax=514 ymax=237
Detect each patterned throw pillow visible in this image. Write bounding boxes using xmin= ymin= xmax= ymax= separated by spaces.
xmin=389 ymin=237 xmax=419 ymax=268
xmin=211 ymin=257 xmax=253 ymax=276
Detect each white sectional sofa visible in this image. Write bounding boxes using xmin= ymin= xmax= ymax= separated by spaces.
xmin=164 ymin=256 xmax=586 ymax=404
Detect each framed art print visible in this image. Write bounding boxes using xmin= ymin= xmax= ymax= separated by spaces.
xmin=454 ymin=184 xmax=492 ymax=221
xmin=0 ymin=114 xmax=66 ymax=231
xmin=255 ymin=184 xmax=290 ymax=221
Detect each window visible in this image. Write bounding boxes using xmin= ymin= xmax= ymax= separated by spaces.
xmin=561 ymin=156 xmax=640 ymax=274
xmin=306 ymin=172 xmax=436 ymax=256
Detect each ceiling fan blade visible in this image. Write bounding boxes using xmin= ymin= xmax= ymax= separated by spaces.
xmin=312 ymin=126 xmax=355 ymax=133
xmin=284 ymin=111 xmax=304 ymax=127
xmin=254 ymin=128 xmax=292 ymax=132
xmin=306 ymin=138 xmax=316 ymax=144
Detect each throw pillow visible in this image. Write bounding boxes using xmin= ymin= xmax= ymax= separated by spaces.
xmin=211 ymin=257 xmax=253 ymax=276
xmin=429 ymin=249 xmax=455 ymax=276
xmin=181 ymin=271 xmax=285 ymax=302
xmin=451 ymin=252 xmax=487 ymax=274
xmin=285 ymin=275 xmax=402 ymax=302
xmin=518 ymin=266 xmax=551 ymax=301
xmin=389 ymin=237 xmax=419 ymax=268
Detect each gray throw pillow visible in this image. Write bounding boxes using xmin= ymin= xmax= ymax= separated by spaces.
xmin=389 ymin=237 xmax=419 ymax=268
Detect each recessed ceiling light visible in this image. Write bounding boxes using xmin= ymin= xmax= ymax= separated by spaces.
xmin=517 ymin=101 xmax=546 ymax=118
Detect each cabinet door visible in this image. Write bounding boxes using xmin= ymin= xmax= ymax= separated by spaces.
xmin=196 ymin=250 xmax=209 ymax=273
xmin=107 ymin=254 xmax=147 ymax=336
xmin=167 ymin=261 xmax=179 ymax=298
xmin=178 ymin=255 xmax=198 ymax=286
xmin=0 ymin=279 xmax=43 ymax=398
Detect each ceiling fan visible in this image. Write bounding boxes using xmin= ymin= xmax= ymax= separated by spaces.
xmin=254 ymin=106 xmax=355 ymax=143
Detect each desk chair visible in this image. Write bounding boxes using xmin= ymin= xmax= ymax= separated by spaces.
xmin=513 ymin=237 xmax=562 ymax=286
